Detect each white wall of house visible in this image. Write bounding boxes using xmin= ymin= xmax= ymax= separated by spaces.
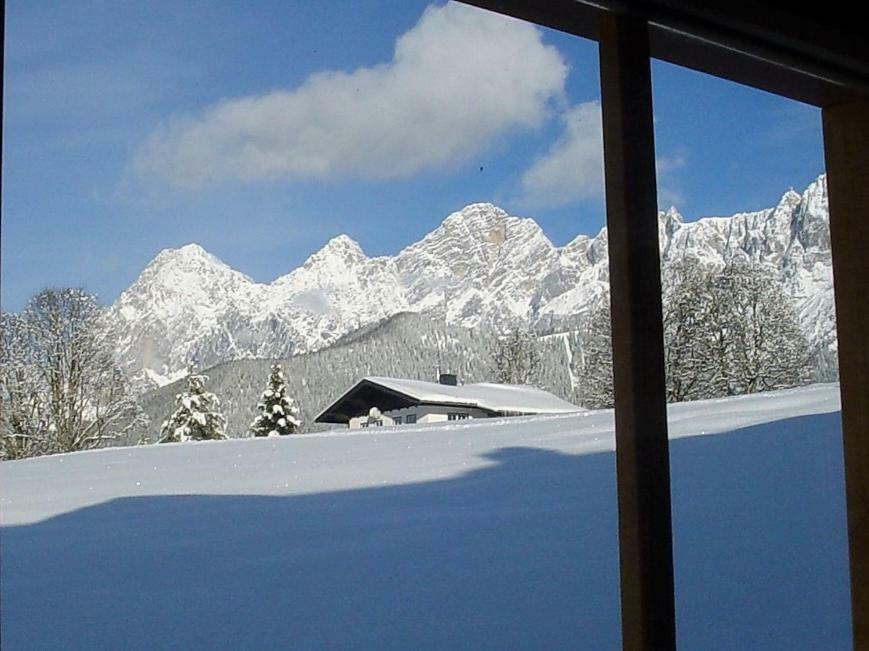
xmin=348 ymin=413 xmax=394 ymax=429
xmin=402 ymin=405 xmax=489 ymax=425
xmin=347 ymin=405 xmax=489 ymax=429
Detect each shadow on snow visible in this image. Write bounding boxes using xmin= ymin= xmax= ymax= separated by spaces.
xmin=0 ymin=412 xmax=851 ymax=650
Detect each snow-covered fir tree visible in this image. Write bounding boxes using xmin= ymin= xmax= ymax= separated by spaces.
xmin=493 ymin=330 xmax=541 ymax=385
xmin=250 ymin=364 xmax=301 ymax=437
xmin=159 ymin=373 xmax=226 ymax=443
xmin=574 ymin=297 xmax=614 ymax=409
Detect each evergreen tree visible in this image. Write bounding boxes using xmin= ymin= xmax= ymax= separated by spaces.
xmin=250 ymin=364 xmax=301 ymax=437
xmin=493 ymin=330 xmax=540 ymax=385
xmin=574 ymin=297 xmax=614 ymax=409
xmin=159 ymin=373 xmax=226 ymax=443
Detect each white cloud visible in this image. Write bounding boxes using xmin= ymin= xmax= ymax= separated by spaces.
xmin=135 ymin=2 xmax=567 ymax=188
xmin=517 ymin=101 xmax=603 ymax=209
xmin=517 ymin=104 xmax=690 ymax=211
xmin=656 ymin=152 xmax=687 ymax=209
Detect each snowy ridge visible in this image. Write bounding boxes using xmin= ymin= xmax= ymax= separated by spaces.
xmin=108 ymin=176 xmax=834 ymax=388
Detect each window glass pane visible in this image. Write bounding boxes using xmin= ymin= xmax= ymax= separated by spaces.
xmin=0 ymin=3 xmax=621 ymax=648
xmin=651 ymin=60 xmax=850 ymax=649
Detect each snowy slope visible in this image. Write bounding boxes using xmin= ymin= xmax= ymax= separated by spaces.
xmin=108 ymin=176 xmax=835 ymax=388
xmin=0 ymin=384 xmax=850 ymax=649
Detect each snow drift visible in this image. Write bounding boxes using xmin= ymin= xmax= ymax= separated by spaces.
xmin=0 ymin=384 xmax=851 ymax=649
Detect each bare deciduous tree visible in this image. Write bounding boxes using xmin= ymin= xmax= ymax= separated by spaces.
xmin=573 ymin=260 xmax=812 ymax=409
xmin=663 ymin=259 xmax=812 ymax=400
xmin=662 ymin=260 xmax=715 ymax=402
xmin=1 ymin=289 xmax=146 ymax=459
xmin=0 ymin=313 xmax=46 ymax=459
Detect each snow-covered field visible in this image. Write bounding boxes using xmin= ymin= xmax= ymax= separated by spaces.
xmin=0 ymin=384 xmax=851 ymax=649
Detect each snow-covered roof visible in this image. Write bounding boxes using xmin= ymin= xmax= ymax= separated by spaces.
xmin=316 ymin=376 xmax=582 ymax=423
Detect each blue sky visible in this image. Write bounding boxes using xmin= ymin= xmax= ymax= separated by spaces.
xmin=2 ymin=0 xmax=825 ymax=311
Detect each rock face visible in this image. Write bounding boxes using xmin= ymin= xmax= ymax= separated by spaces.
xmin=108 ymin=175 xmax=835 ymax=389
xmin=658 ymin=175 xmax=834 ymax=353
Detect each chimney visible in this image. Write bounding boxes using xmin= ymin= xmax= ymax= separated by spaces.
xmin=439 ymin=373 xmax=458 ymax=386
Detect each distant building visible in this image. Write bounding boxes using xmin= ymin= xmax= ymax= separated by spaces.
xmin=315 ymin=375 xmax=582 ymax=429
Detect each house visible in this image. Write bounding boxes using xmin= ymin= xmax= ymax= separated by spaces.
xmin=315 ymin=374 xmax=582 ymax=428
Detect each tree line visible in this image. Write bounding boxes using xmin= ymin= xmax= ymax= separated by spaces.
xmin=2 ymin=260 xmax=824 ymax=458
xmin=132 ymin=311 xmax=507 ymax=442
xmin=0 ymin=289 xmax=302 ymax=459
xmin=158 ymin=364 xmax=301 ymax=443
xmin=573 ymin=259 xmax=816 ymax=408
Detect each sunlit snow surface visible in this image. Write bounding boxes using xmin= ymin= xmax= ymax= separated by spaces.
xmin=0 ymin=384 xmax=851 ymax=649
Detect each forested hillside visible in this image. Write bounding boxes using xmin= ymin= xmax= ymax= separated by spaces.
xmin=134 ymin=313 xmax=577 ymax=440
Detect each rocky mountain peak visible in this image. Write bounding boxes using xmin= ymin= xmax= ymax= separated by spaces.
xmin=800 ymin=174 xmax=828 ymax=219
xmin=152 ymin=242 xmax=220 ymax=265
xmin=301 ymin=234 xmax=367 ymax=269
xmin=661 ymin=206 xmax=683 ymax=224
xmin=109 ymin=174 xmax=834 ymax=391
xmin=436 ymin=203 xmax=527 ymax=247
xmin=443 ymin=202 xmax=509 ymax=225
xmin=142 ymin=242 xmax=251 ymax=284
xmin=125 ymin=243 xmax=253 ymax=297
xmin=779 ymin=188 xmax=803 ymax=208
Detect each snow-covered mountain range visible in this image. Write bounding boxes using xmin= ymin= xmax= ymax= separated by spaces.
xmin=108 ymin=175 xmax=834 ymax=389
